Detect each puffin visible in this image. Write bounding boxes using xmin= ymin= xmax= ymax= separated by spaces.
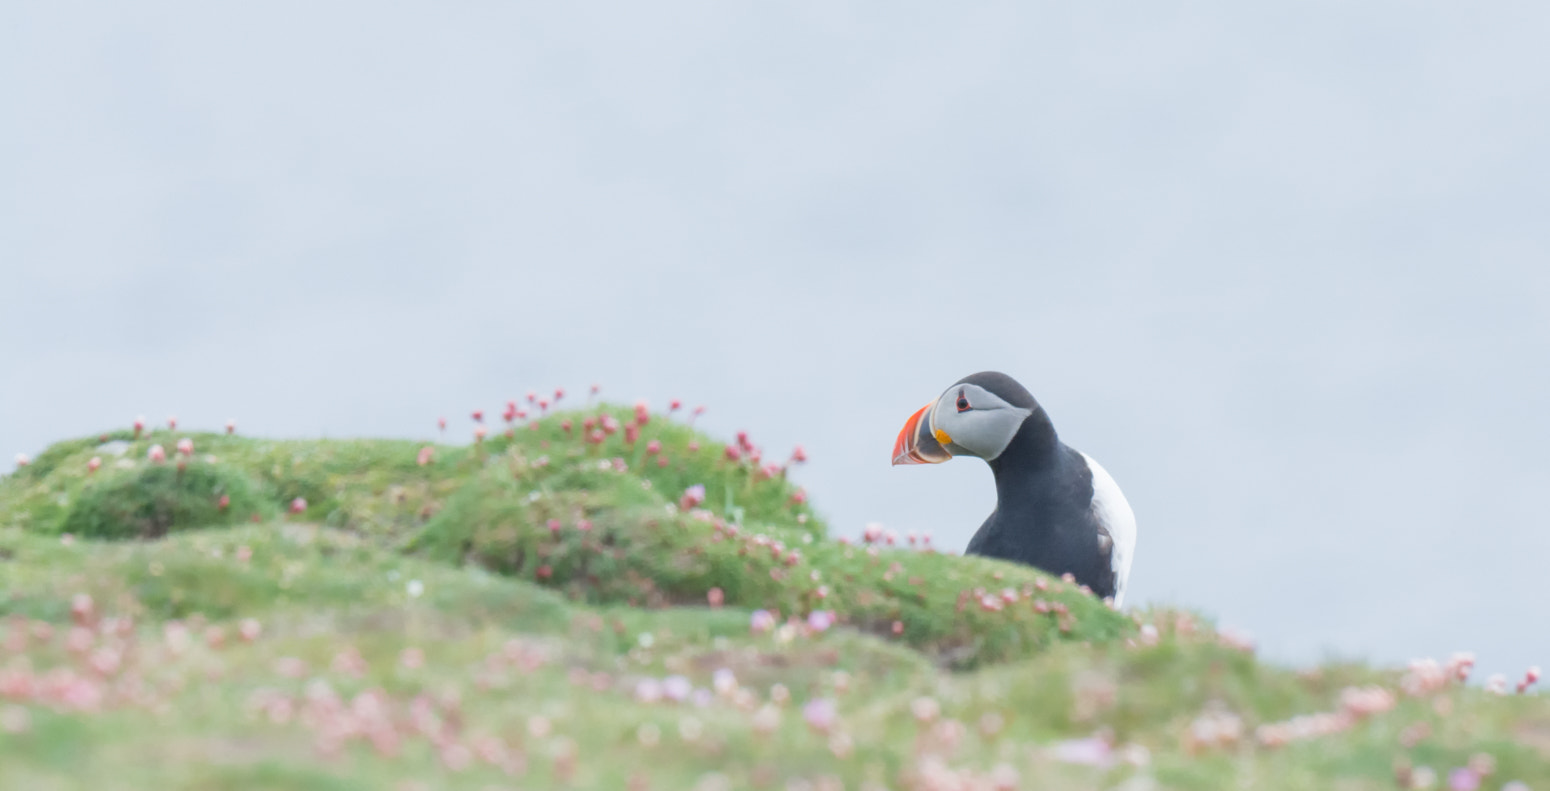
xmin=892 ymin=371 xmax=1137 ymax=606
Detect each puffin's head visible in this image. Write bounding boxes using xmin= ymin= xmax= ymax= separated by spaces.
xmin=892 ymin=372 xmax=1040 ymax=466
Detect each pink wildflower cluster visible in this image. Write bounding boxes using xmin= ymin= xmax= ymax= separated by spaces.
xmin=846 ymin=522 xmax=933 ymax=552
xmin=0 ymin=598 xmax=265 ymax=731
xmin=1255 ymin=683 xmax=1395 ymax=748
xmin=717 ymin=428 xmax=808 ymax=482
xmin=898 ymin=699 xmax=1142 ymax=791
xmin=1255 ymin=709 xmax=1355 ymax=748
xmin=632 ymin=675 xmax=710 ymax=707
xmin=1400 ymin=652 xmax=1476 ymax=697
xmin=1216 ymin=627 xmax=1255 ymax=653
xmin=1517 ymin=666 xmax=1540 ymax=694
xmin=247 ymin=681 xmax=524 ymax=774
xmin=1395 ymin=753 xmax=1505 ymax=791
xmin=679 ymin=484 xmax=706 ymax=511
xmin=1184 ymin=704 xmax=1244 ymax=753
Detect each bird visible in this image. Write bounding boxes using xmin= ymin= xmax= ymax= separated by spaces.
xmin=891 ymin=371 xmax=1137 ymax=606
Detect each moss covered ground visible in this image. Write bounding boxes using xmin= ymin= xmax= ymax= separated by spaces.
xmin=1 ymin=403 xmax=1545 ymax=790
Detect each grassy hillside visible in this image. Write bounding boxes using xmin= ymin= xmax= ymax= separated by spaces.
xmin=1 ymin=404 xmax=1545 ymax=790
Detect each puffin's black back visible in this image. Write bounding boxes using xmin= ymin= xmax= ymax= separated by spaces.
xmin=960 ymin=374 xmax=1119 ymax=598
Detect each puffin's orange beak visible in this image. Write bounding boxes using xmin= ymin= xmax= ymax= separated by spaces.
xmin=892 ymin=403 xmax=951 ymax=465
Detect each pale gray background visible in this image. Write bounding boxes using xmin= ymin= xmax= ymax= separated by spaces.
xmin=4 ymin=3 xmax=1547 ymax=679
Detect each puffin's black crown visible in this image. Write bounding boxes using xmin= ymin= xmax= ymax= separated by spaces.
xmin=953 ymin=371 xmax=1040 ymax=411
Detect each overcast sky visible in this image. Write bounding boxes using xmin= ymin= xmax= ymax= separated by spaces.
xmin=4 ymin=2 xmax=1548 ymax=679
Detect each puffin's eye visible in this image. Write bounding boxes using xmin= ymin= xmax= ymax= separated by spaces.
xmin=956 ymin=396 xmax=971 ymax=412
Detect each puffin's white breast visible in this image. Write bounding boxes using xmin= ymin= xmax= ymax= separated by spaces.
xmin=1080 ymin=452 xmax=1136 ymax=607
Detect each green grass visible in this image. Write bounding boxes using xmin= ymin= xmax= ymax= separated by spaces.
xmin=0 ymin=406 xmax=1546 ymax=790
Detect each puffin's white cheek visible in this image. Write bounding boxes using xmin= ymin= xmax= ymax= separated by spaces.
xmin=971 ymin=411 xmax=1028 ymax=461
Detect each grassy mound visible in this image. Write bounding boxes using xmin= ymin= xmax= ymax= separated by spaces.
xmin=59 ymin=461 xmax=273 ymax=540
xmin=409 ymin=453 xmax=1127 ymax=667
xmin=2 ymin=406 xmax=1130 ymax=667
xmin=0 ymin=404 xmax=1546 ymax=790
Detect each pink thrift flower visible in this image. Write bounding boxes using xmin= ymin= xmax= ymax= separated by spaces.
xmin=634 ymin=401 xmax=650 ymax=425
xmin=662 ymin=676 xmax=692 ymax=702
xmin=791 ymin=445 xmax=808 ymax=463
xmin=724 ymin=445 xmax=742 ymax=462
xmin=713 ymin=668 xmax=737 ymax=695
xmin=13 ymin=453 xmax=29 ymax=468
xmin=601 ymin=415 xmax=620 ymax=435
xmin=911 ymin=697 xmax=940 ymax=723
xmin=87 ymin=456 xmax=101 ymax=473
xmin=275 ymin=657 xmax=308 ymax=678
xmin=239 ymin=619 xmax=262 ymax=642
xmin=646 ymin=439 xmax=662 ymax=455
xmin=148 ymin=445 xmax=167 ymax=464
xmin=289 ymin=497 xmax=307 ymax=515
xmin=670 ymin=399 xmax=682 ymax=411
xmin=1051 ymin=737 xmax=1114 ymax=768
xmin=750 ymin=610 xmax=776 ymax=634
xmin=802 ymin=698 xmax=837 ymax=733
xmin=707 ymin=588 xmax=724 ymax=608
xmin=438 ymin=417 xmax=447 ymax=432
xmin=1447 ymin=652 xmax=1476 ymax=682
xmin=218 ymin=494 xmax=230 ymax=510
xmin=417 ymin=446 xmax=434 ymax=466
xmin=863 ymin=523 xmax=884 ymax=543
xmin=167 ymin=416 xmax=177 ymax=430
xmin=71 ymin=593 xmax=94 ymax=625
xmin=226 ymin=419 xmax=236 ymax=435
xmin=807 ymin=610 xmax=834 ymax=633
xmin=634 ymin=678 xmax=664 ymax=703
xmin=176 ymin=438 xmax=194 ymax=457
xmin=554 ymin=387 xmax=565 ymax=402
xmin=471 ymin=410 xmax=484 ymax=422
xmin=561 ymin=419 xmax=573 ymax=434
xmin=134 ymin=416 xmax=146 ymax=437
xmin=624 ymin=424 xmax=639 ymax=444
xmin=332 ymin=647 xmax=369 ymax=678
xmin=1448 ymin=768 xmax=1481 ymax=791
xmin=576 ymin=519 xmax=592 ymax=532
xmin=440 ymin=742 xmax=473 ymax=772
xmin=1519 ymin=666 xmax=1541 ymax=694
xmin=680 ymin=484 xmax=706 ymax=510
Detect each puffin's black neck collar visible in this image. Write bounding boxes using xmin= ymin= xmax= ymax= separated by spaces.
xmin=987 ymin=412 xmax=1061 ymax=494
